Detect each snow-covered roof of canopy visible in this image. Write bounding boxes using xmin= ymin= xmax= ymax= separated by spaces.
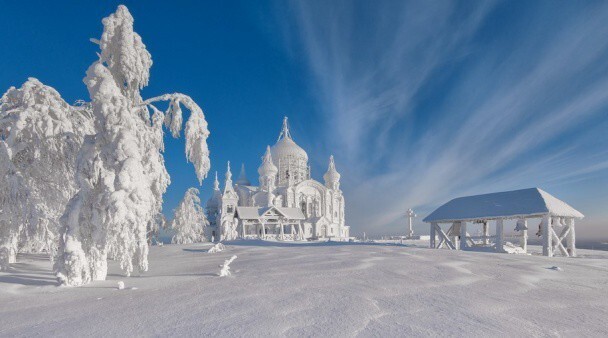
xmin=423 ymin=188 xmax=584 ymax=223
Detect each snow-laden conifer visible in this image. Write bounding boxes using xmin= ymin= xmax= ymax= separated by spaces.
xmin=55 ymin=5 xmax=210 ymax=285
xmin=171 ymin=188 xmax=208 ymax=244
xmin=0 ymin=79 xmax=93 ymax=269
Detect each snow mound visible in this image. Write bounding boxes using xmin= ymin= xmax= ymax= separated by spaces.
xmin=503 ymin=241 xmax=527 ymax=254
xmin=208 ymin=243 xmax=226 ymax=254
xmin=117 ymin=281 xmax=125 ymax=290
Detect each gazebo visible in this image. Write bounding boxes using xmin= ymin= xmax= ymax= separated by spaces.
xmin=423 ymin=188 xmax=584 ymax=257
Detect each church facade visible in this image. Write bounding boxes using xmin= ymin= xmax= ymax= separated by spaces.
xmin=206 ymin=117 xmax=349 ymax=241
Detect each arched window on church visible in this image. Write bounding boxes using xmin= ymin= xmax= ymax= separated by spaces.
xmin=227 ymin=205 xmax=234 ymax=214
xmin=300 ymin=201 xmax=307 ymax=216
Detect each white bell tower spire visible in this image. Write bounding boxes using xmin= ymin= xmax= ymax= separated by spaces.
xmin=223 ymin=161 xmax=235 ymax=195
xmin=213 ymin=171 xmax=220 ymax=191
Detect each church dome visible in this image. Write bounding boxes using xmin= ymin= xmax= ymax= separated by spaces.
xmin=323 ymin=155 xmax=341 ymax=184
xmin=270 ymin=117 xmax=308 ymax=165
xmin=271 ymin=137 xmax=308 ymax=163
xmin=258 ymin=146 xmax=278 ymax=177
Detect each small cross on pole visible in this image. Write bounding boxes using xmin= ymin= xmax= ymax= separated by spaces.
xmin=406 ymin=208 xmax=417 ymax=238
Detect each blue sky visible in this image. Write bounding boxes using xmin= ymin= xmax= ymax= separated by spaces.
xmin=1 ymin=1 xmax=607 ymax=239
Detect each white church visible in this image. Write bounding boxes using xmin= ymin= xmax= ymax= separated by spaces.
xmin=206 ymin=117 xmax=349 ymax=241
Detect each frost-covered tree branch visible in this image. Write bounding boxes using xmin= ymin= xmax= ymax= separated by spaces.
xmin=143 ymin=94 xmax=210 ymax=184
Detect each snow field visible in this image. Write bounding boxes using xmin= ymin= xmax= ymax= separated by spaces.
xmin=1 ymin=241 xmax=607 ymax=337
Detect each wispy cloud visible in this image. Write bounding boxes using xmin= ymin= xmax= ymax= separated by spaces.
xmin=277 ymin=1 xmax=608 ymax=236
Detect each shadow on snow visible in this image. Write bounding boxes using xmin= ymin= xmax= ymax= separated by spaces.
xmin=0 ymin=254 xmax=57 ymax=286
xmin=215 ymin=239 xmax=416 ymax=248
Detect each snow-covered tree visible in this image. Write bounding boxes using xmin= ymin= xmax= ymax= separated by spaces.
xmin=148 ymin=213 xmax=167 ymax=246
xmin=0 ymin=143 xmax=27 ymax=270
xmin=54 ymin=5 xmax=210 ymax=286
xmin=171 ymin=188 xmax=208 ymax=244
xmin=0 ymin=79 xmax=93 ymax=270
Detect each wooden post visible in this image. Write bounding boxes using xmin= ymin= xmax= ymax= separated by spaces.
xmin=482 ymin=221 xmax=489 ymax=245
xmin=460 ymin=221 xmax=467 ymax=250
xmin=496 ymin=219 xmax=504 ymax=252
xmin=520 ymin=219 xmax=528 ymax=253
xmin=566 ymin=218 xmax=576 ymax=257
xmin=542 ymin=214 xmax=553 ymax=257
xmin=430 ymin=222 xmax=436 ymax=248
xmin=451 ymin=222 xmax=460 ymax=250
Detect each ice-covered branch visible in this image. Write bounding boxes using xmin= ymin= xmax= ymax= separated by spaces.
xmin=219 ymin=255 xmax=237 ymax=277
xmin=143 ymin=94 xmax=211 ymax=184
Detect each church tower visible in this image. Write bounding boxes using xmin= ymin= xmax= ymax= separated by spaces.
xmin=258 ymin=146 xmax=278 ymax=192
xmin=271 ymin=117 xmax=309 ymax=187
xmin=258 ymin=146 xmax=278 ymax=206
xmin=220 ymin=161 xmax=239 ymax=240
xmin=323 ymin=155 xmax=341 ymax=191
xmin=205 ymin=171 xmax=222 ymax=230
xmin=324 ymin=155 xmax=345 ymax=235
